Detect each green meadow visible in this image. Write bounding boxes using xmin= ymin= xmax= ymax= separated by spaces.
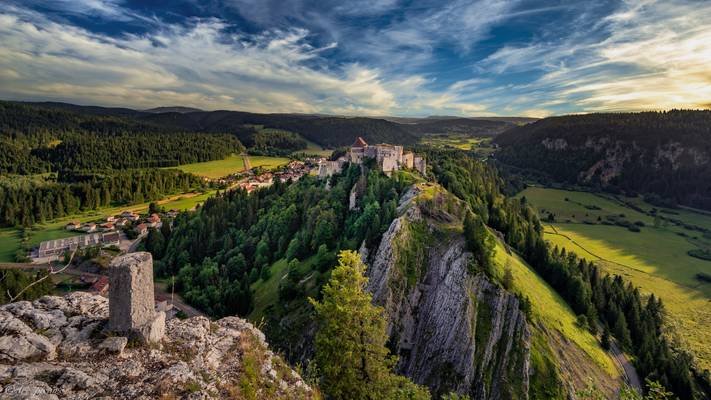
xmin=519 ymin=186 xmax=711 ymax=371
xmin=419 ymin=134 xmax=491 ymax=151
xmin=172 ymin=154 xmax=290 ymax=179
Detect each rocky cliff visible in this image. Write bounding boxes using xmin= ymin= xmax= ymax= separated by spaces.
xmin=362 ymin=183 xmax=531 ymax=399
xmin=0 ymin=292 xmax=314 ymax=399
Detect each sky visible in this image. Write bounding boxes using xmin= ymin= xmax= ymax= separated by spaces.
xmin=1 ymin=0 xmax=710 ymax=117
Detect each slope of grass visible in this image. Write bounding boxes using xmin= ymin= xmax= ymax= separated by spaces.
xmin=519 ymin=186 xmax=711 ymax=371
xmin=173 ymin=154 xmax=289 ymax=179
xmin=0 ymin=228 xmax=21 ymax=262
xmin=249 ymin=256 xmax=322 ymax=322
xmin=491 ymin=240 xmax=619 ymax=376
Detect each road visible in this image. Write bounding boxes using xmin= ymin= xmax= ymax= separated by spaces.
xmin=609 ymin=337 xmax=643 ymax=392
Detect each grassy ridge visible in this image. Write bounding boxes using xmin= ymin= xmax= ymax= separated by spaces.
xmin=491 ymin=239 xmax=619 ymax=376
xmin=519 ymin=186 xmax=711 ymax=371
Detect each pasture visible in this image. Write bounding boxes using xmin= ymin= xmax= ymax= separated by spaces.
xmin=419 ymin=134 xmax=491 ymax=151
xmin=173 ymin=154 xmax=290 ymax=179
xmin=519 ymin=186 xmax=711 ymax=371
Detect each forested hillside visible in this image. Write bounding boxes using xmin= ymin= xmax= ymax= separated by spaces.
xmin=405 ymin=117 xmax=511 ymax=136
xmin=0 ymin=169 xmax=204 ymax=226
xmin=0 ymin=102 xmax=245 ymax=173
xmin=493 ymin=110 xmax=711 ymax=210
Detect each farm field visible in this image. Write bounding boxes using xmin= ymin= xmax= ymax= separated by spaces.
xmin=172 ymin=154 xmax=290 ymax=179
xmin=298 ymin=138 xmax=333 ymax=158
xmin=518 ymin=186 xmax=711 ymax=371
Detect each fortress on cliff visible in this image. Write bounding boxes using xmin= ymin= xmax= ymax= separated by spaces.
xmin=319 ymin=137 xmax=426 ymax=178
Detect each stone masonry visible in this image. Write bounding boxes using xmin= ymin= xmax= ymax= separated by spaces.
xmin=108 ymin=252 xmax=165 ymax=343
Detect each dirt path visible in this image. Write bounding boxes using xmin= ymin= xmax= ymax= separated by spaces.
xmin=609 ymin=338 xmax=643 ymax=392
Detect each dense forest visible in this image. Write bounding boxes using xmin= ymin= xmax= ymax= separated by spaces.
xmin=493 ymin=110 xmax=711 ymax=210
xmin=427 ymin=149 xmax=707 ymax=399
xmin=0 ymin=169 xmax=204 ymax=227
xmin=153 ymin=163 xmax=415 ymax=318
xmin=0 ymin=101 xmax=245 ymax=173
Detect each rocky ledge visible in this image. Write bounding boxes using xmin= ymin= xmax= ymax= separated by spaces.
xmin=0 ymin=292 xmax=313 ymax=399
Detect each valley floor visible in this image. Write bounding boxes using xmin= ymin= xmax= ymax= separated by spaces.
xmin=518 ymin=187 xmax=711 ymax=372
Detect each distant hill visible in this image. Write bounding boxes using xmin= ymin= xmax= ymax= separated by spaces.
xmin=493 ymin=110 xmax=711 ymax=210
xmin=143 ymin=106 xmax=204 ymax=114
xmin=12 ymin=101 xmax=419 ymax=147
xmin=405 ymin=117 xmax=512 ymax=137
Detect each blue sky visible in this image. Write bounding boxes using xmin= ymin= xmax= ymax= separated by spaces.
xmin=1 ymin=0 xmax=710 ymax=117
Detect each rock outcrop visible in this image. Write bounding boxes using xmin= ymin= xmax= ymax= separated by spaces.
xmin=0 ymin=292 xmax=314 ymax=399
xmin=363 ymin=183 xmax=531 ymax=399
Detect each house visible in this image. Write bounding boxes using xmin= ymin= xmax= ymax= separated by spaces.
xmin=114 ymin=218 xmax=128 ymax=227
xmin=127 ymin=213 xmax=140 ymax=222
xmin=37 ymin=233 xmax=104 ymax=259
xmin=166 ymin=209 xmax=179 ymax=218
xmin=106 ymin=216 xmax=116 ymax=222
xmin=100 ymin=222 xmax=114 ymax=231
xmin=81 ymin=223 xmax=97 ymax=233
xmin=134 ymin=223 xmax=148 ymax=236
xmin=102 ymin=232 xmax=120 ymax=246
xmin=89 ymin=276 xmax=109 ymax=296
xmin=65 ymin=221 xmax=80 ymax=231
xmin=120 ymin=211 xmax=134 ymax=218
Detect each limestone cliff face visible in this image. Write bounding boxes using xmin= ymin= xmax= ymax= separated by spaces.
xmin=0 ymin=292 xmax=313 ymax=399
xmin=362 ymin=184 xmax=531 ymax=399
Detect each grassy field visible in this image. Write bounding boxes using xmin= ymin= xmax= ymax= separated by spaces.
xmin=172 ymin=154 xmax=290 ymax=179
xmin=419 ymin=134 xmax=490 ymax=150
xmin=492 ymin=239 xmax=619 ymax=376
xmin=299 ymin=138 xmax=333 ymax=158
xmin=518 ymin=186 xmax=711 ymax=371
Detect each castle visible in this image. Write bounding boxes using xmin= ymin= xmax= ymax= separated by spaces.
xmin=319 ymin=137 xmax=425 ymax=178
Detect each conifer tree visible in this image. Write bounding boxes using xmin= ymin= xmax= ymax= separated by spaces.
xmin=310 ymin=250 xmax=430 ymax=400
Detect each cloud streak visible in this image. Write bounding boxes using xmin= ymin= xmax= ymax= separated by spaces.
xmin=1 ymin=0 xmax=710 ymax=116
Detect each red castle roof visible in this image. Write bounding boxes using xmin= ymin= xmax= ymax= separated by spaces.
xmin=352 ymin=137 xmax=368 ymax=148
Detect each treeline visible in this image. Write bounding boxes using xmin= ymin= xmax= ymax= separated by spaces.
xmin=154 ymin=164 xmax=414 ymax=318
xmin=0 ymin=169 xmax=204 ymax=227
xmin=493 ymin=110 xmax=711 ymax=210
xmin=427 ymin=149 xmax=707 ymax=399
xmin=0 ymin=101 xmax=244 ymax=173
xmin=248 ymin=129 xmax=308 ymax=156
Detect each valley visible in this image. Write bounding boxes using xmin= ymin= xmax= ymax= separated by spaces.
xmin=517 ymin=187 xmax=711 ymax=372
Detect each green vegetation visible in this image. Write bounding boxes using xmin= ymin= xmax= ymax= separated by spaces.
xmin=428 ymin=149 xmax=700 ymax=398
xmin=491 ymin=241 xmax=618 ymax=375
xmin=0 ymin=101 xmax=244 ymax=173
xmin=0 ymin=169 xmax=204 ymax=227
xmin=518 ymin=186 xmax=711 ymax=372
xmin=310 ymin=250 xmax=430 ymax=400
xmin=172 ymin=154 xmax=290 ymax=179
xmin=494 ymin=110 xmax=711 ymax=211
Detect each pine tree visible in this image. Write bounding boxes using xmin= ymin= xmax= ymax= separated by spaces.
xmin=310 ymin=250 xmax=430 ymax=400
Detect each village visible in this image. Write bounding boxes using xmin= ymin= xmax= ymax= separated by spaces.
xmin=26 ymin=140 xmax=425 ymax=318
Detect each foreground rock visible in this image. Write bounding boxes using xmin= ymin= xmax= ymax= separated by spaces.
xmin=0 ymin=292 xmax=314 ymax=399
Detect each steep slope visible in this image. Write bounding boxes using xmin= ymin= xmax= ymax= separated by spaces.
xmin=0 ymin=292 xmax=315 ymax=399
xmin=361 ymin=182 xmax=622 ymax=399
xmin=493 ymin=110 xmax=711 ymax=210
